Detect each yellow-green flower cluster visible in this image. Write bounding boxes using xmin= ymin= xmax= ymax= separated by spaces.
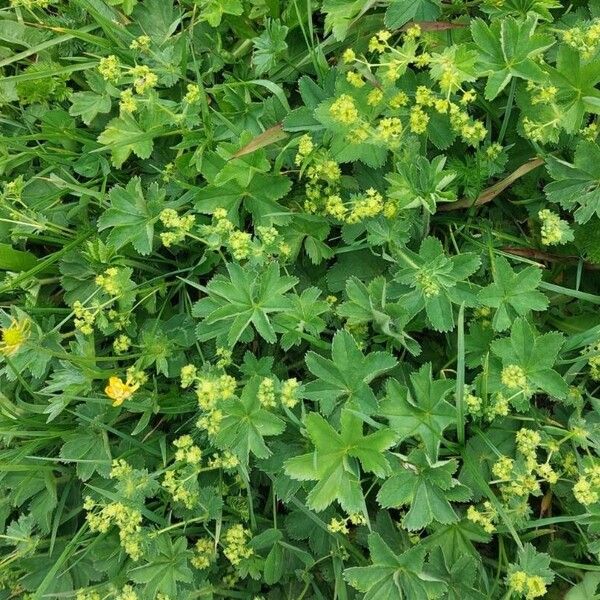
xmin=584 ymin=339 xmax=600 ymax=380
xmin=113 ymin=334 xmax=131 ymax=354
xmin=522 ymin=116 xmax=560 ymax=144
xmin=304 ymin=158 xmax=396 ymax=223
xmin=415 ymin=271 xmax=440 ymax=298
xmin=95 ymin=267 xmax=122 ymax=296
xmin=490 ymin=428 xmax=565 ymax=503
xmin=162 ymin=469 xmax=199 ymax=508
xmin=573 ymin=465 xmax=600 ymax=505
xmin=327 ymin=512 xmax=367 ymax=534
xmin=528 ymin=83 xmax=558 ymax=106
xmin=582 ymin=121 xmax=599 ymax=141
xmin=368 ymin=30 xmax=392 ymax=54
xmin=75 ymin=591 xmax=101 ymax=600
xmin=562 ymin=19 xmax=600 ymax=60
xmin=73 ymin=301 xmax=96 ymax=335
xmin=228 ymin=230 xmax=253 ymax=260
xmin=129 ymin=35 xmax=151 ymax=52
xmin=184 ymin=83 xmax=202 ymax=104
xmin=294 ymin=134 xmax=314 ymax=165
xmin=258 ymin=377 xmax=276 ymax=408
xmin=84 ymin=497 xmax=143 ymax=560
xmin=508 ymin=571 xmax=547 ymax=599
xmin=329 ymin=94 xmax=359 ymax=125
xmin=119 ymin=88 xmax=137 ymax=114
xmin=180 ymin=364 xmax=198 ymax=388
xmin=173 ymin=435 xmax=202 ymax=464
xmin=501 ymin=364 xmax=528 ymax=391
xmin=467 ymin=501 xmax=497 ymax=533
xmin=376 ymin=117 xmax=403 ymax=144
xmin=281 ymin=377 xmax=300 ymax=408
xmin=98 ymin=55 xmax=120 ymax=82
xmin=130 ymin=65 xmax=158 ymax=94
xmin=192 ymin=537 xmax=216 ymax=569
xmin=346 ymin=188 xmax=386 ymax=223
xmin=116 ymin=585 xmax=139 ymax=600
xmin=516 ymin=428 xmax=541 ymax=462
xmin=208 ymin=450 xmax=240 ymax=469
xmin=196 ymin=374 xmax=237 ymax=410
xmin=223 ymin=524 xmax=253 ymax=566
xmin=200 ymin=209 xmax=288 ymax=261
xmin=216 ymin=347 xmax=232 ymax=368
xmin=492 ymin=455 xmax=514 ymax=481
xmin=197 ymin=408 xmax=224 ymax=436
xmin=327 ymin=517 xmax=349 ymax=534
xmin=160 ymin=208 xmax=195 ymax=248
xmin=538 ymin=209 xmax=573 ymax=246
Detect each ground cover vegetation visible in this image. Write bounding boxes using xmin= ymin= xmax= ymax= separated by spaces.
xmin=1 ymin=0 xmax=600 ymax=598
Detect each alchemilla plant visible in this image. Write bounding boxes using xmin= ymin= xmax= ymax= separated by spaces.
xmin=1 ymin=0 xmax=600 ymax=598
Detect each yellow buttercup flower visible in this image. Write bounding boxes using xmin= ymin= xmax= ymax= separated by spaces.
xmin=105 ymin=376 xmax=139 ymax=407
xmin=0 ymin=317 xmax=30 ymax=356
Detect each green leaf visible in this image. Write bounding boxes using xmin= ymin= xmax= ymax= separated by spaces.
xmin=97 ymin=177 xmax=167 ymax=255
xmin=545 ymin=141 xmax=600 ymax=224
xmin=471 ymin=15 xmax=553 ymax=99
xmin=69 ymin=90 xmax=111 ymax=125
xmin=193 ymin=262 xmax=298 ymax=347
xmin=379 ymin=364 xmax=455 ymax=460
xmin=337 ymin=276 xmax=420 ymax=356
xmin=304 ymin=329 xmax=397 ymax=414
xmin=59 ymin=428 xmax=110 ymax=481
xmin=386 ymin=155 xmax=457 ymax=214
xmin=427 ymin=548 xmax=487 ymax=600
xmin=0 ymin=244 xmax=37 ymax=271
xmin=377 ymin=449 xmax=470 ymax=530
xmin=193 ymin=172 xmax=291 ymax=226
xmin=491 ymin=317 xmax=567 ymax=402
xmin=394 ymin=237 xmax=480 ymax=332
xmin=97 ymin=114 xmax=154 ymax=168
xmin=196 ymin=0 xmax=243 ymax=27
xmin=264 ymin=543 xmax=284 ymax=584
xmin=547 ymin=45 xmax=600 ymax=132
xmin=284 ymin=410 xmax=397 ymax=512
xmin=214 ymin=377 xmax=285 ymax=463
xmin=478 ymin=256 xmax=548 ymax=331
xmin=252 ymin=19 xmax=288 ymax=76
xmin=385 ymin=0 xmax=441 ymax=29
xmin=565 ymin=573 xmax=600 ymax=600
xmin=345 ymin=533 xmax=447 ymax=599
xmin=274 ymin=287 xmax=330 ymax=350
xmin=321 ymin=0 xmax=365 ymax=41
xmin=506 ymin=542 xmax=555 ymax=586
xmin=130 ymin=535 xmax=193 ymax=597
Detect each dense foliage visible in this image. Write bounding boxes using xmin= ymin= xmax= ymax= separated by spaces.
xmin=1 ymin=0 xmax=600 ymax=598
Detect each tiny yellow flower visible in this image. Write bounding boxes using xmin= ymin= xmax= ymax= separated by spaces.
xmin=0 ymin=317 xmax=30 ymax=356
xmin=105 ymin=376 xmax=139 ymax=407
